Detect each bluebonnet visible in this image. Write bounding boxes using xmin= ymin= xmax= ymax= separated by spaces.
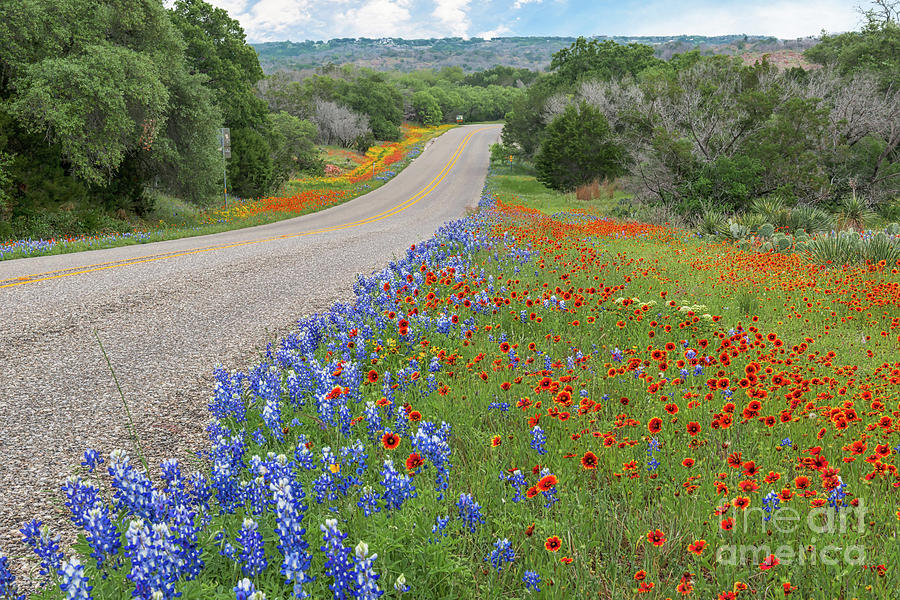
xmin=357 ymin=486 xmax=381 ymax=517
xmin=379 ymin=459 xmax=416 ymax=511
xmin=209 ymin=365 xmax=247 ymax=422
xmin=762 ymin=491 xmax=781 ymax=522
xmin=59 ymin=558 xmax=92 ymax=600
xmin=169 ymin=505 xmax=203 ymax=581
xmin=484 ymin=538 xmax=515 ymax=572
xmin=81 ymin=449 xmax=104 ymax=473
xmin=233 ymin=578 xmax=266 ymax=600
xmin=487 ymin=402 xmax=510 ymax=411
xmin=320 ymin=519 xmax=355 ymax=600
xmin=411 ymin=421 xmax=452 ymax=498
xmin=780 ymin=438 xmax=793 ymax=448
xmin=236 ymin=518 xmax=267 ymax=577
xmin=456 ymin=493 xmax=485 ymax=533
xmin=270 ymin=476 xmax=311 ymax=597
xmin=108 ymin=450 xmax=155 ymax=520
xmin=646 ymin=438 xmax=661 ymax=472
xmin=500 ymin=470 xmax=528 ymax=502
xmin=124 ymin=519 xmax=180 ymax=599
xmin=363 ymin=401 xmax=382 ymax=441
xmin=83 ymin=504 xmax=121 ymax=570
xmin=20 ymin=520 xmax=63 ymax=581
xmin=352 ymin=542 xmax=383 ymax=600
xmin=827 ymin=478 xmax=848 ymax=510
xmin=522 ymin=570 xmax=541 ymax=592
xmin=61 ymin=476 xmax=101 ymax=528
xmin=530 ymin=426 xmax=547 ymax=455
xmin=430 ymin=515 xmax=450 ymax=541
xmin=0 ymin=552 xmax=25 ymax=600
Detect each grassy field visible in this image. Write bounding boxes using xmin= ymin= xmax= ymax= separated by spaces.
xmin=490 ymin=163 xmax=632 ymax=216
xmin=9 ymin=169 xmax=900 ymax=599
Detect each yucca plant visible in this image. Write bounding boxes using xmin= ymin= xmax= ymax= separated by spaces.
xmin=835 ymin=193 xmax=876 ymax=232
xmin=698 ymin=208 xmax=727 ymax=236
xmin=750 ymin=196 xmax=787 ymax=225
xmin=803 ymin=232 xmax=861 ymax=266
xmin=736 ymin=212 xmax=767 ymax=233
xmin=861 ymin=232 xmax=900 ymax=266
xmin=789 ymin=205 xmax=833 ymax=234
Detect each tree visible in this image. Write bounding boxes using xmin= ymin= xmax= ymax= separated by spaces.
xmin=534 ymin=101 xmax=628 ymax=193
xmin=0 ymin=0 xmax=222 ymax=217
xmin=311 ymin=100 xmax=371 ymax=148
xmin=549 ymin=37 xmax=665 ymax=87
xmin=228 ymin=127 xmax=273 ymax=198
xmin=411 ymin=91 xmax=443 ymax=126
xmin=267 ymin=111 xmax=322 ymax=187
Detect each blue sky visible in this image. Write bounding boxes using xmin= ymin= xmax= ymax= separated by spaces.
xmin=205 ymin=0 xmax=861 ymax=43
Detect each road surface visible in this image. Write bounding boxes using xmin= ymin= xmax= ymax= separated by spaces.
xmin=0 ymin=124 xmax=500 ymax=570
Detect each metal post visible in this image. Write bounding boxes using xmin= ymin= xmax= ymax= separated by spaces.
xmin=220 ymin=127 xmax=231 ymax=207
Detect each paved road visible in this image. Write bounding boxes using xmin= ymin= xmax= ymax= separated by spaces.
xmin=0 ymin=124 xmax=500 ymax=564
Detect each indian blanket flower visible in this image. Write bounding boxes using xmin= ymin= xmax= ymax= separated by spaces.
xmin=647 ymin=529 xmax=666 ymax=546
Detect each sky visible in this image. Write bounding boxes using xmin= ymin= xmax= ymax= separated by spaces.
xmin=206 ymin=0 xmax=862 ymax=43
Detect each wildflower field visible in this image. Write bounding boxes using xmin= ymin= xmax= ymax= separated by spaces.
xmin=4 ymin=169 xmax=900 ymax=600
xmin=0 ymin=125 xmax=451 ymax=262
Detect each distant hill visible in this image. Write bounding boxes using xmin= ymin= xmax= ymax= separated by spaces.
xmin=253 ymin=35 xmax=820 ymax=74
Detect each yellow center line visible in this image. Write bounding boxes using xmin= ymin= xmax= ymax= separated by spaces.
xmin=1 ymin=127 xmax=488 ymax=289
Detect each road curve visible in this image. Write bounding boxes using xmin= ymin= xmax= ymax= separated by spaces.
xmin=0 ymin=124 xmax=500 ymax=562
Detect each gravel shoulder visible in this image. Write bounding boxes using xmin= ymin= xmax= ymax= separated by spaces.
xmin=0 ymin=124 xmax=500 ymax=586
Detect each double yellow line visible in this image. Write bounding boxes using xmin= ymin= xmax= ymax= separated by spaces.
xmin=1 ymin=127 xmax=488 ymax=289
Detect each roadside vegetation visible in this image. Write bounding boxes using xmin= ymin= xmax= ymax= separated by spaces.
xmin=0 ymin=125 xmax=451 ymax=261
xmin=4 ymin=162 xmax=898 ymax=598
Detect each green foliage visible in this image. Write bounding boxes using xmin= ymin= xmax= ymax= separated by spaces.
xmin=341 ymin=73 xmax=403 ymax=140
xmin=550 ymin=37 xmax=665 ymax=86
xmin=10 ymin=44 xmax=169 ymax=185
xmin=835 ymin=193 xmax=876 ymax=231
xmin=411 ymin=90 xmax=443 ymax=126
xmin=805 ymin=14 xmax=900 ymax=86
xmin=228 ymin=127 xmax=274 ymax=198
xmin=267 ymin=111 xmax=322 ymax=187
xmin=682 ymin=154 xmax=764 ymax=213
xmin=534 ymin=102 xmax=627 ymax=193
xmin=697 ymin=208 xmax=727 ymax=236
xmin=169 ymin=0 xmax=267 ymax=128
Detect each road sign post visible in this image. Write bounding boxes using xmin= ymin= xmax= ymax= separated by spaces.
xmin=218 ymin=128 xmax=231 ymax=206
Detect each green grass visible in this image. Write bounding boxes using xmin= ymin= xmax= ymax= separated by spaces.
xmin=489 ymin=163 xmax=632 ymax=216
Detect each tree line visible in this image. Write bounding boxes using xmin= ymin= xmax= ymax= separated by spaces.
xmin=0 ymin=0 xmax=531 ymax=240
xmin=500 ymin=4 xmax=900 ymax=219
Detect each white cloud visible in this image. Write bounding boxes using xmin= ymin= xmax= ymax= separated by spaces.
xmin=333 ymin=0 xmax=420 ymax=38
xmin=631 ymin=0 xmax=859 ymax=38
xmin=231 ymin=0 xmax=313 ymax=41
xmin=477 ymin=24 xmax=512 ymax=39
xmin=512 ymin=0 xmax=541 ymax=8
xmin=432 ymin=0 xmax=472 ymax=38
